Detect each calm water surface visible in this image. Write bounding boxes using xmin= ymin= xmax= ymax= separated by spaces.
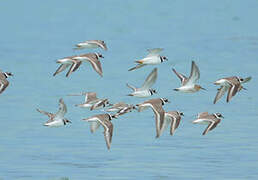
xmin=0 ymin=0 xmax=258 ymax=179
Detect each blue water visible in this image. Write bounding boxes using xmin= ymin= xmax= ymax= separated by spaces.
xmin=0 ymin=0 xmax=258 ymax=179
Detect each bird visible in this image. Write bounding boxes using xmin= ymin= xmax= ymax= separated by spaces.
xmin=128 ymin=48 xmax=167 ymax=71
xmin=213 ymin=76 xmax=251 ymax=104
xmin=53 ymin=55 xmax=79 ymax=77
xmin=36 ymin=98 xmax=71 ymax=127
xmin=53 ymin=53 xmax=104 ymax=77
xmin=159 ymin=111 xmax=184 ymax=136
xmin=114 ymin=104 xmax=136 ymax=117
xmin=74 ymin=40 xmax=107 ymax=51
xmin=105 ymin=102 xmax=130 ymax=112
xmin=71 ymin=53 xmax=104 ymax=77
xmin=192 ymin=112 xmax=223 ymax=135
xmin=68 ymin=92 xmax=110 ymax=110
xmin=172 ymin=61 xmax=206 ymax=93
xmin=127 ymin=68 xmax=158 ymax=97
xmin=136 ymin=98 xmax=170 ymax=138
xmin=82 ymin=113 xmax=116 ymax=150
xmin=0 ymin=70 xmax=13 ymax=94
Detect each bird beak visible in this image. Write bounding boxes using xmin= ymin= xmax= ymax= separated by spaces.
xmin=67 ymin=120 xmax=72 ymax=123
xmin=200 ymin=87 xmax=206 ymax=90
xmin=242 ymin=87 xmax=247 ymax=91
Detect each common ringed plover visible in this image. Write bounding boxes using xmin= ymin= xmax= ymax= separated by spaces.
xmin=36 ymin=98 xmax=71 ymax=127
xmin=192 ymin=112 xmax=223 ymax=135
xmin=128 ymin=48 xmax=167 ymax=71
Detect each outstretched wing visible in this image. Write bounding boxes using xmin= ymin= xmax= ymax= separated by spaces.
xmin=56 ymin=98 xmax=67 ymax=118
xmin=172 ymin=68 xmax=188 ymax=85
xmin=140 ymin=68 xmax=158 ymax=90
xmin=226 ymin=83 xmax=240 ymax=102
xmin=146 ymin=48 xmax=163 ymax=57
xmin=128 ymin=64 xmax=146 ymax=71
xmin=185 ymin=61 xmax=200 ymax=85
xmin=213 ymin=86 xmax=228 ymax=104
xmin=202 ymin=121 xmax=217 ymax=135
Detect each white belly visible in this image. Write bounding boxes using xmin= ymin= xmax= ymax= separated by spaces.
xmin=78 ymin=42 xmax=99 ymax=49
xmin=141 ymin=56 xmax=160 ymax=65
xmin=176 ymin=85 xmax=197 ymax=93
xmin=132 ymin=90 xmax=151 ymax=97
xmin=45 ymin=120 xmax=64 ymax=127
xmin=214 ymin=79 xmax=230 ymax=86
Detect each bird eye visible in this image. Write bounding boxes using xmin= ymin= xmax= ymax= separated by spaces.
xmin=240 ymin=78 xmax=244 ymax=81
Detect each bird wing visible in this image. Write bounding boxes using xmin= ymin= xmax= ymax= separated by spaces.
xmin=56 ymin=98 xmax=67 ymax=118
xmin=172 ymin=68 xmax=188 ymax=85
xmin=146 ymin=48 xmax=163 ymax=57
xmin=150 ymin=102 xmax=165 ymax=138
xmin=90 ymin=99 xmax=108 ymax=111
xmin=185 ymin=61 xmax=200 ymax=86
xmin=197 ymin=112 xmax=209 ymax=119
xmin=85 ymin=56 xmax=103 ymax=77
xmin=202 ymin=120 xmax=217 ymax=135
xmin=0 ymin=78 xmax=9 ymax=94
xmin=213 ymin=86 xmax=228 ymax=104
xmin=53 ymin=64 xmax=70 ymax=76
xmin=128 ymin=64 xmax=146 ymax=71
xmin=90 ymin=121 xmax=101 ymax=133
xmin=66 ymin=60 xmax=82 ymax=77
xmin=36 ymin=108 xmax=53 ymax=118
xmin=126 ymin=83 xmax=136 ymax=91
xmin=226 ymin=83 xmax=240 ymax=102
xmin=140 ymin=68 xmax=158 ymax=90
xmin=85 ymin=92 xmax=97 ymax=103
xmin=88 ymin=40 xmax=107 ymax=50
xmin=99 ymin=120 xmax=113 ymax=150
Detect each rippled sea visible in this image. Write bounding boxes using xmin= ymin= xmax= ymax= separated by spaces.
xmin=1 ymin=0 xmax=258 ymax=179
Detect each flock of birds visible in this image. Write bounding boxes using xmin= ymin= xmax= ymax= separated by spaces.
xmin=0 ymin=40 xmax=252 ymax=150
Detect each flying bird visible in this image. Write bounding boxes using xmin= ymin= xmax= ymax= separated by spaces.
xmin=136 ymin=98 xmax=170 ymax=138
xmin=68 ymin=92 xmax=110 ymax=110
xmin=36 ymin=98 xmax=71 ymax=127
xmin=83 ymin=113 xmax=116 ymax=150
xmin=192 ymin=112 xmax=223 ymax=135
xmin=74 ymin=40 xmax=107 ymax=51
xmin=213 ymin=76 xmax=251 ymax=104
xmin=160 ymin=111 xmax=184 ymax=136
xmin=172 ymin=61 xmax=206 ymax=93
xmin=128 ymin=48 xmax=167 ymax=71
xmin=127 ymin=68 xmax=158 ymax=97
xmin=0 ymin=70 xmax=13 ymax=94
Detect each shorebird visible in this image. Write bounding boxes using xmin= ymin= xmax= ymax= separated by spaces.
xmin=172 ymin=61 xmax=206 ymax=93
xmin=136 ymin=98 xmax=170 ymax=138
xmin=114 ymin=104 xmax=136 ymax=117
xmin=71 ymin=53 xmax=104 ymax=77
xmin=127 ymin=68 xmax=158 ymax=97
xmin=83 ymin=113 xmax=116 ymax=150
xmin=36 ymin=98 xmax=71 ymax=127
xmin=128 ymin=48 xmax=167 ymax=71
xmin=53 ymin=53 xmax=104 ymax=77
xmin=192 ymin=112 xmax=223 ymax=135
xmin=68 ymin=92 xmax=110 ymax=110
xmin=213 ymin=76 xmax=251 ymax=104
xmin=0 ymin=70 xmax=13 ymax=94
xmin=159 ymin=111 xmax=184 ymax=136
xmin=74 ymin=40 xmax=107 ymax=51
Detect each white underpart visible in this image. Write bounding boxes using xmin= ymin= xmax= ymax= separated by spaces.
xmin=45 ymin=118 xmax=64 ymax=127
xmin=77 ymin=42 xmax=99 ymax=49
xmin=140 ymin=56 xmax=161 ymax=65
xmin=192 ymin=119 xmax=212 ymax=125
xmin=176 ymin=84 xmax=197 ymax=93
xmin=215 ymin=79 xmax=231 ymax=86
xmin=131 ymin=89 xmax=152 ymax=97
